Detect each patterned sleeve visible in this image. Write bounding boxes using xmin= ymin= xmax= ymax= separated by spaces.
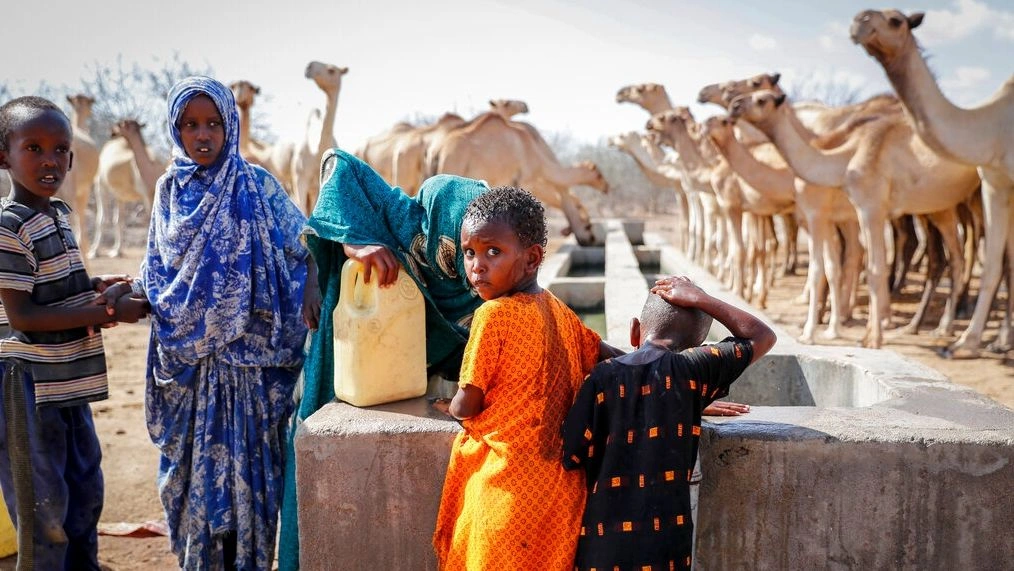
xmin=0 ymin=223 xmax=35 ymax=292
xmin=258 ymin=167 xmax=308 ymax=259
xmin=680 ymin=337 xmax=754 ymax=407
xmin=561 ymin=365 xmax=607 ymax=471
xmin=458 ymin=301 xmax=505 ymax=394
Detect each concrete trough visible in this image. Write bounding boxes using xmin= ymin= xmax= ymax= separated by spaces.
xmin=294 ymin=220 xmax=1014 ymax=570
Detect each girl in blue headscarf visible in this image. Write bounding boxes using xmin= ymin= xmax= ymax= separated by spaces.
xmin=105 ymin=76 xmax=319 ymax=569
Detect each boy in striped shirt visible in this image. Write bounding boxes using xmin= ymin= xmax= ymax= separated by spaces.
xmin=0 ymin=96 xmax=149 ymax=569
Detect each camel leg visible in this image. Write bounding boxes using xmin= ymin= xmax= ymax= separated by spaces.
xmin=724 ymin=207 xmax=745 ymax=298
xmin=986 ymin=266 xmax=1012 ymax=353
xmin=956 ymin=198 xmax=981 ymax=318
xmin=88 ymin=180 xmax=105 ymax=259
xmin=948 ymin=170 xmax=1013 ymax=358
xmin=109 ymin=199 xmax=123 ymax=258
xmin=855 ymin=206 xmax=890 ymax=349
xmin=799 ymin=218 xmax=833 ymax=344
xmin=895 ymin=222 xmax=944 ymax=336
xmin=889 ymin=215 xmax=918 ymax=294
xmin=753 ymin=215 xmax=770 ymax=309
xmin=922 ymin=209 xmax=966 ymax=338
xmin=780 ymin=212 xmax=798 ymax=276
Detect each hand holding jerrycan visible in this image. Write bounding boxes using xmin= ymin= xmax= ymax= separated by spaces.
xmin=333 ymin=259 xmax=427 ymax=407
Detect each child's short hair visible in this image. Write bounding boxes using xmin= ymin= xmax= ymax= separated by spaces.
xmin=462 ymin=185 xmax=547 ymax=248
xmin=0 ymin=96 xmax=68 ymax=151
xmin=640 ymin=288 xmax=714 ymax=351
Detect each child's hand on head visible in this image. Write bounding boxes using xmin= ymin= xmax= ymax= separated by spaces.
xmin=651 ymin=275 xmax=705 ymax=308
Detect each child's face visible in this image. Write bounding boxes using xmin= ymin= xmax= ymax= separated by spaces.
xmin=461 ymin=220 xmax=540 ymax=301
xmin=177 ymin=94 xmax=225 ymax=167
xmin=0 ymin=109 xmax=73 ymax=204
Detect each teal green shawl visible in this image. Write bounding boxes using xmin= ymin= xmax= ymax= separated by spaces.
xmin=279 ymin=149 xmax=487 ymax=569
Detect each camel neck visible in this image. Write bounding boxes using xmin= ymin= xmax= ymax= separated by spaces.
xmin=761 ymin=105 xmax=851 ymax=188
xmin=717 ymin=136 xmax=794 ymax=203
xmin=887 ymin=42 xmax=997 ymax=165
xmin=316 ymin=88 xmax=339 ymax=154
xmin=238 ymin=105 xmax=252 ymax=148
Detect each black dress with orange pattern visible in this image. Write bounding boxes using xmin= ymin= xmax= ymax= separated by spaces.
xmin=562 ymin=338 xmax=753 ymax=571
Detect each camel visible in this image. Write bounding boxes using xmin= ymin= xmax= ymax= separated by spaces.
xmin=63 ymin=94 xmax=100 ymax=257
xmin=616 ymin=83 xmax=674 ymax=115
xmin=702 ymin=114 xmax=864 ymax=342
xmin=646 ymin=110 xmax=740 ymax=293
xmin=609 ymin=131 xmax=691 ymax=250
xmin=357 ymin=121 xmax=416 ymax=186
xmin=433 ymin=112 xmax=606 ymax=245
xmin=730 ymin=90 xmax=981 ymax=349
xmin=488 ymin=99 xmax=529 ymax=119
xmin=91 ymin=120 xmax=163 ymax=258
xmin=230 ymin=80 xmax=294 ymax=192
xmin=292 ymin=61 xmax=347 ymax=215
xmin=851 ymin=8 xmax=1014 ymax=358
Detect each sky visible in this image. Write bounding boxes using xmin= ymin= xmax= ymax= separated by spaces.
xmin=4 ymin=0 xmax=1012 ymax=152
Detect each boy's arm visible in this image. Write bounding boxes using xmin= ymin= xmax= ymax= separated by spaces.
xmin=651 ymin=275 xmax=776 ymax=363
xmin=0 ymin=288 xmax=146 ymax=332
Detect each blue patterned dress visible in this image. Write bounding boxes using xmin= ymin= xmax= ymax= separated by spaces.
xmin=140 ymin=77 xmax=309 ymax=570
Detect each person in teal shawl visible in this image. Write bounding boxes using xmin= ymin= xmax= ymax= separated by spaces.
xmin=279 ymin=149 xmax=488 ymax=569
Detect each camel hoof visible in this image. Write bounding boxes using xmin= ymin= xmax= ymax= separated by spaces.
xmin=819 ymin=329 xmax=840 ymax=341
xmin=929 ymin=327 xmax=952 ymax=339
xmin=986 ymin=341 xmax=1012 ymax=354
xmin=792 ymin=294 xmax=808 ymax=305
xmin=939 ymin=345 xmax=980 ymax=360
xmin=796 ymin=334 xmax=815 ymax=345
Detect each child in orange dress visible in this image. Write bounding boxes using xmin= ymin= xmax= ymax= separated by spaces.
xmin=432 ymin=186 xmax=620 ymax=570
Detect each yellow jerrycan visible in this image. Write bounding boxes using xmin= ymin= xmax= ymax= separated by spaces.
xmin=333 ymin=259 xmax=428 ymax=407
xmin=0 ymin=486 xmax=15 ymax=558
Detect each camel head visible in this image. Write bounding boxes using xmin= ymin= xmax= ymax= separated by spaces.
xmin=616 ymin=84 xmax=665 ymax=105
xmin=578 ymin=161 xmax=610 ymax=194
xmin=111 ymin=119 xmax=146 ymax=139
xmin=66 ymin=94 xmax=95 ymax=112
xmin=608 ymin=131 xmax=640 ymax=151
xmin=229 ymin=80 xmax=261 ymax=109
xmin=697 ymin=82 xmax=729 ymax=106
xmin=645 ymin=110 xmax=689 ymax=147
xmin=488 ymin=99 xmax=529 ymax=119
xmin=720 ymin=73 xmax=782 ymax=106
xmin=728 ymin=90 xmax=787 ymax=127
xmin=850 ymin=9 xmax=924 ymax=65
xmin=305 ymin=61 xmax=349 ymax=95
xmin=702 ymin=115 xmax=735 ymax=146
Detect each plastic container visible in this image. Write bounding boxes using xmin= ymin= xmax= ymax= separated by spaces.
xmin=333 ymin=259 xmax=427 ymax=407
xmin=0 ymin=487 xmax=15 ymax=558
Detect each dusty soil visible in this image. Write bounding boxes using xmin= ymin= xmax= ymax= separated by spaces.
xmin=2 ymin=215 xmax=1010 ymax=570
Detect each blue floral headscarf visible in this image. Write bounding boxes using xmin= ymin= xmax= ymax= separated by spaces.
xmin=143 ymin=76 xmax=307 ymax=380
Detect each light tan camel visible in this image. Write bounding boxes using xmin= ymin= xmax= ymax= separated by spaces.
xmin=292 ymin=62 xmax=347 ymax=215
xmin=851 ymin=8 xmax=1014 ymax=358
xmin=357 ymin=121 xmax=416 ymax=186
xmin=730 ymin=90 xmax=980 ymax=349
xmin=433 ymin=113 xmax=605 ymax=245
xmin=703 ymin=114 xmax=864 ymax=341
xmin=616 ymin=83 xmax=674 ymax=115
xmin=63 ymin=94 xmax=100 ymax=256
xmin=488 ymin=99 xmax=529 ymax=118
xmin=393 ymin=113 xmax=467 ymax=196
xmin=91 ymin=120 xmax=162 ymax=258
xmin=230 ymin=80 xmax=294 ymax=192
xmin=646 ymin=110 xmax=734 ymax=290
xmin=609 ymin=131 xmax=691 ymax=250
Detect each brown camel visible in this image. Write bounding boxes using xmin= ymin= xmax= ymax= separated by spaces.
xmin=230 ymin=80 xmax=294 ymax=192
xmin=292 ymin=62 xmax=347 ymax=214
xmin=433 ymin=113 xmax=606 ymax=245
xmin=730 ymin=90 xmax=980 ymax=349
xmin=851 ymin=8 xmax=1014 ymax=358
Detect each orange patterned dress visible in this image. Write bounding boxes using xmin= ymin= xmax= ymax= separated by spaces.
xmin=433 ymin=290 xmax=602 ymax=570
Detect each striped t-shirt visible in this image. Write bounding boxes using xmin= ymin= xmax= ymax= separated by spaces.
xmin=0 ymin=198 xmax=108 ymax=407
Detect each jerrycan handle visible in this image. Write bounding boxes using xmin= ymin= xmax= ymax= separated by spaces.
xmin=339 ymin=259 xmax=378 ymax=315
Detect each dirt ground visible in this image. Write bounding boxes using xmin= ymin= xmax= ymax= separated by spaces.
xmin=2 ymin=215 xmax=1011 ymax=570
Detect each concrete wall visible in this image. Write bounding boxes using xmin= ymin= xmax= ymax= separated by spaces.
xmin=294 ymin=221 xmax=1014 ymax=570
